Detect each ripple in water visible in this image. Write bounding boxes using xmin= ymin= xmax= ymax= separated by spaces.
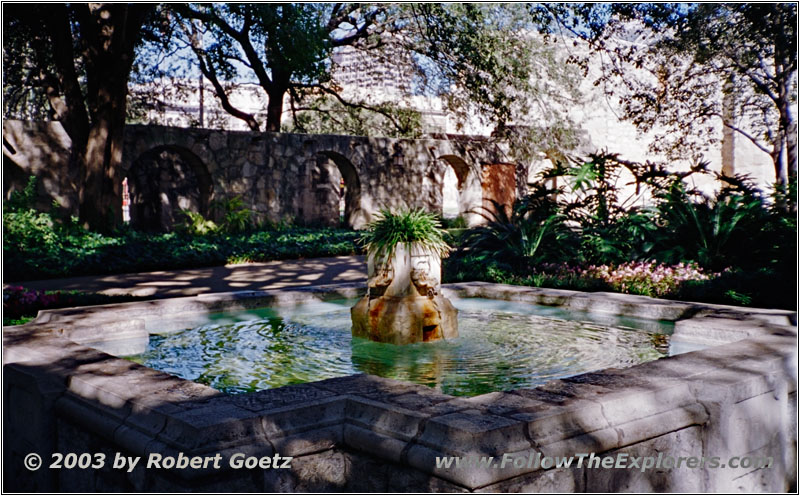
xmin=128 ymin=298 xmax=672 ymax=396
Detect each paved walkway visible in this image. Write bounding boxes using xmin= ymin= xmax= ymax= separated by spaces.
xmin=7 ymin=256 xmax=367 ymax=298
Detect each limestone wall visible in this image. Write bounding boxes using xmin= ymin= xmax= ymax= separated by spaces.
xmin=3 ymin=283 xmax=796 ymax=492
xmin=3 ymin=121 xmax=515 ymax=230
xmin=3 ymin=120 xmax=79 ymax=212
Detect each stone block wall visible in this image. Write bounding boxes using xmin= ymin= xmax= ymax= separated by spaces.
xmin=3 ymin=283 xmax=796 ymax=492
xmin=3 ymin=120 xmax=78 ymax=212
xmin=3 ymin=121 xmax=517 ymax=230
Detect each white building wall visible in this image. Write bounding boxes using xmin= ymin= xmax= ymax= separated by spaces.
xmin=130 ymin=38 xmax=777 ymax=197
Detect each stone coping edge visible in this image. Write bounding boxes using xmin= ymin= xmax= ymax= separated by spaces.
xmin=3 ymin=282 xmax=797 ymax=490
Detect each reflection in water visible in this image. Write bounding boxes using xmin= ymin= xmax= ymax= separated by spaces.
xmin=127 ymin=298 xmax=673 ymax=397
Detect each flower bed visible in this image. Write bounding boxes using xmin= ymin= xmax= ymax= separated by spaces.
xmin=3 ymin=286 xmax=149 ymax=325
xmin=540 ymin=261 xmax=714 ymax=298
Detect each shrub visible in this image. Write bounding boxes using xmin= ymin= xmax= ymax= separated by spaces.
xmin=461 ymin=187 xmax=577 ymax=271
xmin=650 ymin=180 xmax=779 ymax=271
xmin=211 ymin=196 xmax=254 ymax=234
xmin=179 ymin=196 xmax=255 ymax=235
xmin=4 ymin=219 xmax=361 ymax=281
xmin=2 ymin=181 xmax=360 ymax=282
xmin=180 ymin=210 xmax=218 ymax=235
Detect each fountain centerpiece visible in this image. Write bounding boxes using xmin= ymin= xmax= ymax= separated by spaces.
xmin=351 ymin=208 xmax=458 ymax=344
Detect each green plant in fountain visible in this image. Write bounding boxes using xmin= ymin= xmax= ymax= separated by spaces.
xmin=359 ymin=208 xmax=451 ymax=259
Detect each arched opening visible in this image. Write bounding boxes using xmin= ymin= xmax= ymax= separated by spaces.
xmin=438 ymin=155 xmax=472 ymax=223
xmin=127 ymin=146 xmax=212 ymax=232
xmin=442 ymin=166 xmax=459 ymax=219
xmin=313 ymin=151 xmax=363 ymax=228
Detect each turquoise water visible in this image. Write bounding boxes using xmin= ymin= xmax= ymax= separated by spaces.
xmin=127 ymin=298 xmax=672 ymax=397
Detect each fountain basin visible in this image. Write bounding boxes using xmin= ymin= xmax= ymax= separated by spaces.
xmin=4 ymin=282 xmax=796 ymax=492
xmin=126 ymin=296 xmax=674 ymax=397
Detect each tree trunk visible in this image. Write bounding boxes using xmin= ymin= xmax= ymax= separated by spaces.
xmin=781 ymin=96 xmax=798 ymax=184
xmin=265 ymin=86 xmax=287 ymax=132
xmin=78 ymin=106 xmax=127 ymax=233
xmin=772 ymin=14 xmax=796 ymax=206
xmin=74 ymin=4 xmax=151 ymax=233
xmin=772 ymin=140 xmax=788 ymax=192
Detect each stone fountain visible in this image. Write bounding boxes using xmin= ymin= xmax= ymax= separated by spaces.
xmin=351 ymin=243 xmax=458 ymax=344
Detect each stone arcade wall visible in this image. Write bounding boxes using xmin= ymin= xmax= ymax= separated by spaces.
xmin=3 ymin=121 xmax=519 ymax=230
xmin=3 ymin=283 xmax=797 ymax=492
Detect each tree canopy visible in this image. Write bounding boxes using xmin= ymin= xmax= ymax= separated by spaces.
xmin=532 ymin=3 xmax=797 ymax=189
xmin=4 ymin=3 xmax=157 ymax=232
xmin=160 ymin=3 xmax=583 ymax=152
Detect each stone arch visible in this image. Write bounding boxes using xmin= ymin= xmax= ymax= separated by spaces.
xmin=438 ymin=154 xmax=481 ymax=225
xmin=126 ymin=145 xmax=212 ymax=232
xmin=438 ymin=155 xmax=470 ymax=188
xmin=312 ymin=151 xmax=365 ymax=229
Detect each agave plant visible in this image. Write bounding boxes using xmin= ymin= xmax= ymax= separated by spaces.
xmin=463 ymin=187 xmax=577 ymax=270
xmin=652 ymin=181 xmax=769 ymax=270
xmin=358 ymin=208 xmax=451 ymax=259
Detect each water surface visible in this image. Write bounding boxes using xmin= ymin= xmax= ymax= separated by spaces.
xmin=127 ymin=298 xmax=672 ymax=396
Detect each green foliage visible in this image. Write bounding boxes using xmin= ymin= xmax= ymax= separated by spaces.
xmin=444 ymin=148 xmax=796 ymax=309
xmin=651 ymin=181 xmax=770 ymax=270
xmin=283 ymin=96 xmax=424 ymax=138
xmin=578 ymin=209 xmax=660 ymax=264
xmin=4 ymin=175 xmax=37 ymax=211
xmin=172 ymin=3 xmax=398 ymax=131
xmin=4 ymin=192 xmax=361 ymax=281
xmin=676 ymin=267 xmax=795 ymax=310
xmin=359 ymin=208 xmax=451 ymax=259
xmin=5 ymin=226 xmax=361 ymax=281
xmin=180 ymin=210 xmax=218 ymax=236
xmin=211 ymin=196 xmax=254 ymax=234
xmin=463 ymin=190 xmax=575 ymax=271
xmin=167 ymin=3 xmax=585 ymax=150
xmin=770 ymin=177 xmax=798 ymax=214
xmin=412 ymin=3 xmax=585 ymax=159
xmin=178 ymin=196 xmax=254 ymax=235
xmin=3 ymin=177 xmax=87 ymax=268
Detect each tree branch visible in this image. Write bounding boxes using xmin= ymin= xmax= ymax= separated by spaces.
xmin=294 ymin=83 xmax=407 ymax=132
xmin=41 ymin=4 xmax=90 ymax=144
xmin=176 ymin=5 xmax=275 ymax=92
xmin=181 ymin=20 xmax=260 ymax=131
xmin=330 ymin=6 xmax=385 ymax=47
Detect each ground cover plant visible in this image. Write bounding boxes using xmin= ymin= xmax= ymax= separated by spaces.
xmin=445 ymin=152 xmax=797 ymax=310
xmin=3 ymin=178 xmax=361 ymax=282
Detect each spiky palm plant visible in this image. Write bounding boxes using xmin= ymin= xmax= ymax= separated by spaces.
xmin=358 ymin=208 xmax=451 ymax=259
xmin=463 ymin=187 xmax=576 ymax=270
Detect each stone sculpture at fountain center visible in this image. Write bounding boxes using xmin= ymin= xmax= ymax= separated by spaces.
xmin=351 ymin=243 xmax=458 ymax=344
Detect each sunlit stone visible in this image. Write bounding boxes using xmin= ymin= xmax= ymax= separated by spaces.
xmin=351 ymin=243 xmax=458 ymax=344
